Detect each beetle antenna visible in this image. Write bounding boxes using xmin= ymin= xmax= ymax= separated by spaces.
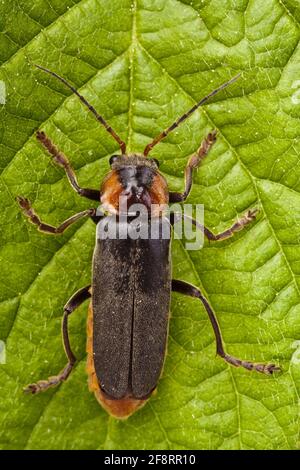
xmin=34 ymin=64 xmax=126 ymax=154
xmin=143 ymin=73 xmax=241 ymax=157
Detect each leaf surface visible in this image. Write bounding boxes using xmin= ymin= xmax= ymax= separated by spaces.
xmin=0 ymin=0 xmax=300 ymax=450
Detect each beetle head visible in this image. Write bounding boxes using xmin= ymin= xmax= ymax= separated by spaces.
xmin=100 ymin=154 xmax=168 ymax=215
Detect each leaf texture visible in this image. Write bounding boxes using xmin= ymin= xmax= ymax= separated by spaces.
xmin=0 ymin=0 xmax=300 ymax=450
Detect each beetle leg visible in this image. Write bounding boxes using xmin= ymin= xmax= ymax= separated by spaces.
xmin=24 ymin=285 xmax=91 ymax=394
xmin=16 ymin=196 xmax=96 ymax=235
xmin=203 ymin=209 xmax=259 ymax=241
xmin=36 ymin=130 xmax=100 ymax=201
xmin=172 ymin=279 xmax=280 ymax=375
xmin=170 ymin=209 xmax=259 ymax=241
xmin=169 ymin=131 xmax=217 ymax=203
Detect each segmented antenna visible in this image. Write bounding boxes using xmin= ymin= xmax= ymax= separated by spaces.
xmin=35 ymin=64 xmax=126 ymax=154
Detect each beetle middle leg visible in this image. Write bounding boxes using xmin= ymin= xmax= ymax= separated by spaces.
xmin=16 ymin=196 xmax=96 ymax=234
xmin=172 ymin=280 xmax=280 ymax=375
xmin=169 ymin=130 xmax=217 ymax=203
xmin=36 ymin=130 xmax=100 ymax=201
xmin=24 ymin=285 xmax=91 ymax=394
xmin=171 ymin=209 xmax=259 ymax=241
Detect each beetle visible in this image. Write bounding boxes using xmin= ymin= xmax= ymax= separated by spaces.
xmin=17 ymin=65 xmax=280 ymax=419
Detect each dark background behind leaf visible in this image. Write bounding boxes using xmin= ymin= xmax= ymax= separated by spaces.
xmin=0 ymin=0 xmax=300 ymax=450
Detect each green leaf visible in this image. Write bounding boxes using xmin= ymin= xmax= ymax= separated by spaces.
xmin=0 ymin=0 xmax=300 ymax=450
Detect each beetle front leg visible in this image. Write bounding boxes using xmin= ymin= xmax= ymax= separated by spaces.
xmin=171 ymin=209 xmax=259 ymax=241
xmin=169 ymin=130 xmax=217 ymax=203
xmin=36 ymin=130 xmax=100 ymax=201
xmin=24 ymin=285 xmax=91 ymax=394
xmin=16 ymin=196 xmax=96 ymax=235
xmin=172 ymin=279 xmax=280 ymax=375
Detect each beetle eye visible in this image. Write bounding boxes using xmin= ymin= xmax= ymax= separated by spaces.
xmin=152 ymin=158 xmax=160 ymax=168
xmin=109 ymin=155 xmax=119 ymax=166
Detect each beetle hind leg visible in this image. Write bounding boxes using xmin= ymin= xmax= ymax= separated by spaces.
xmin=24 ymin=362 xmax=74 ymax=394
xmin=24 ymin=285 xmax=91 ymax=394
xmin=221 ymin=353 xmax=279 ymax=374
xmin=172 ymin=279 xmax=281 ymax=375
